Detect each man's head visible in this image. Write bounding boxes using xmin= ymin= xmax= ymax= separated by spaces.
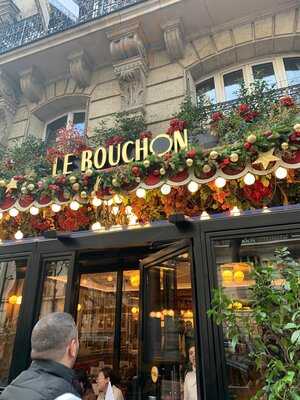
xmin=31 ymin=312 xmax=79 ymax=368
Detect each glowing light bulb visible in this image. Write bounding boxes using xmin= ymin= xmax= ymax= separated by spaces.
xmin=70 ymin=201 xmax=80 ymax=211
xmin=113 ymin=194 xmax=123 ymax=204
xmin=136 ymin=188 xmax=146 ymax=198
xmin=215 ymin=177 xmax=226 ymax=188
xmin=9 ymin=208 xmax=19 ymax=217
xmin=29 ymin=206 xmax=39 ymax=216
xmin=200 ymin=211 xmax=210 ymax=220
xmin=51 ymin=203 xmax=61 ymax=213
xmin=275 ymin=167 xmax=287 ymax=179
xmin=14 ymin=230 xmax=23 ymax=240
xmin=77 ymin=304 xmax=82 ymax=311
xmin=91 ymin=222 xmax=102 ymax=231
xmin=125 ymin=206 xmax=132 ymax=215
xmin=16 ymin=296 xmax=22 ymax=305
xmin=92 ymin=197 xmax=102 ymax=207
xmin=230 ymin=206 xmax=240 ymax=216
xmin=112 ymin=206 xmax=119 ymax=215
xmin=161 ymin=184 xmax=171 ymax=195
xmin=187 ymin=181 xmax=199 ymax=193
xmin=262 ymin=206 xmax=271 ymax=213
xmin=243 ymin=173 xmax=255 ymax=186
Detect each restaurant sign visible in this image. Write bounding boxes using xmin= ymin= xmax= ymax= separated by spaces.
xmin=52 ymin=130 xmax=188 ymax=176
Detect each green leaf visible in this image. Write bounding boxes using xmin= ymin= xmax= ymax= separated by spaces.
xmin=291 ymin=330 xmax=300 ymax=345
xmin=284 ymin=323 xmax=298 ymax=330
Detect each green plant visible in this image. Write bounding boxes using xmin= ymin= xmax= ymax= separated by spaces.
xmin=208 ymin=247 xmax=300 ymax=400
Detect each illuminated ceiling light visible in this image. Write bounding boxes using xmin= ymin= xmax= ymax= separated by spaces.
xmin=29 ymin=206 xmax=39 ymax=216
xmin=16 ymin=296 xmax=22 ymax=305
xmin=262 ymin=206 xmax=271 ymax=213
xmin=107 ymin=275 xmax=113 ymax=282
xmin=230 ymin=206 xmax=241 ymax=216
xmin=275 ymin=167 xmax=287 ymax=179
xmin=51 ymin=203 xmax=61 ymax=213
xmin=136 ymin=188 xmax=146 ymax=199
xmin=130 ymin=274 xmax=140 ymax=288
xmin=187 ymin=181 xmax=199 ymax=193
xmin=215 ymin=177 xmax=226 ymax=188
xmin=125 ymin=206 xmax=132 ymax=215
xmin=91 ymin=221 xmax=102 ymax=231
xmin=8 ymin=295 xmax=17 ymax=305
xmin=161 ymin=184 xmax=171 ymax=195
xmin=70 ymin=201 xmax=80 ymax=211
xmin=200 ymin=211 xmax=210 ymax=220
xmin=243 ymin=173 xmax=255 ymax=186
xmin=9 ymin=208 xmax=19 ymax=217
xmin=113 ymin=194 xmax=123 ymax=204
xmin=14 ymin=230 xmax=24 ymax=240
xmin=92 ymin=197 xmax=102 ymax=207
xmin=131 ymin=306 xmax=139 ymax=314
xmin=112 ymin=206 xmax=119 ymax=216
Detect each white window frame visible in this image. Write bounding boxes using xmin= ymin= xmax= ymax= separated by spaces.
xmin=44 ymin=110 xmax=86 ymax=142
xmin=196 ymin=54 xmax=300 ymax=104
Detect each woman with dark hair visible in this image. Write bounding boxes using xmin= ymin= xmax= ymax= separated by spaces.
xmin=96 ymin=367 xmax=124 ymax=400
xmin=74 ymin=369 xmax=96 ymax=400
xmin=184 ymin=346 xmax=198 ymax=400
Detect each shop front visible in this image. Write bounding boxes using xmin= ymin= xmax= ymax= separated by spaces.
xmin=1 ymin=206 xmax=300 ymax=400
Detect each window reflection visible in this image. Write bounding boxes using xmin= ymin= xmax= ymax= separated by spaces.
xmin=197 ymin=77 xmax=217 ymax=104
xmin=223 ymin=70 xmax=244 ymax=101
xmin=284 ymin=57 xmax=300 ymax=85
xmin=0 ymin=259 xmax=27 ymax=386
xmin=252 ymin=62 xmax=276 ymax=87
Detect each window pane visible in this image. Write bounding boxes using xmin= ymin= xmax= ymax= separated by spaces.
xmin=77 ymin=272 xmax=117 ymax=370
xmin=197 ymin=78 xmax=217 ymax=104
xmin=142 ymin=251 xmax=198 ymax=400
xmin=46 ymin=115 xmax=68 ymax=147
xmin=252 ymin=62 xmax=276 ymax=87
xmin=73 ymin=112 xmax=86 ymax=135
xmin=0 ymin=259 xmax=27 ymax=386
xmin=39 ymin=260 xmax=69 ymax=318
xmin=223 ymin=70 xmax=244 ymax=101
xmin=284 ymin=57 xmax=300 ymax=85
xmin=213 ymin=234 xmax=300 ymax=400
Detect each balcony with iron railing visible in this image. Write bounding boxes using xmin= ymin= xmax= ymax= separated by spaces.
xmin=0 ymin=0 xmax=145 ymax=55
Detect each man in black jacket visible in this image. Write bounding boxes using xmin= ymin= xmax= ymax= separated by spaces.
xmin=0 ymin=312 xmax=81 ymax=400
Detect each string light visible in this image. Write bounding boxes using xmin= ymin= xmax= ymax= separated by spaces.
xmin=70 ymin=201 xmax=80 ymax=211
xmin=275 ymin=167 xmax=287 ymax=179
xmin=243 ymin=173 xmax=255 ymax=185
xmin=187 ymin=181 xmax=199 ymax=193
xmin=92 ymin=197 xmax=102 ymax=207
xmin=29 ymin=206 xmax=39 ymax=216
xmin=215 ymin=177 xmax=226 ymax=188
xmin=136 ymin=188 xmax=146 ymax=198
xmin=91 ymin=222 xmax=102 ymax=231
xmin=161 ymin=184 xmax=171 ymax=195
xmin=200 ymin=211 xmax=210 ymax=220
xmin=14 ymin=230 xmax=24 ymax=240
xmin=113 ymin=194 xmax=123 ymax=204
xmin=51 ymin=203 xmax=61 ymax=213
xmin=9 ymin=208 xmax=19 ymax=217
xmin=230 ymin=206 xmax=241 ymax=216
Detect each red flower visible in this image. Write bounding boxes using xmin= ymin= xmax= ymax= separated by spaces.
xmin=48 ymin=184 xmax=59 ymax=191
xmin=167 ymin=118 xmax=187 ymax=135
xmin=223 ymin=158 xmax=230 ymax=165
xmin=243 ymin=180 xmax=272 ymax=205
xmin=280 ymin=96 xmax=294 ymax=107
xmin=132 ymin=166 xmax=140 ymax=176
xmin=186 ymin=149 xmax=197 ymax=159
xmin=244 ymin=142 xmax=252 ymax=150
xmin=238 ymin=104 xmax=250 ymax=114
xmin=139 ymin=131 xmax=152 ymax=140
xmin=105 ymin=135 xmax=125 ymax=147
xmin=211 ymin=112 xmax=224 ymax=122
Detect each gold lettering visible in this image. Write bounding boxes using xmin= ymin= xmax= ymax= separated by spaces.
xmin=63 ymin=154 xmax=74 ymax=175
xmin=135 ymin=138 xmax=149 ymax=161
xmin=81 ymin=150 xmax=93 ymax=172
xmin=173 ymin=129 xmax=188 ymax=152
xmin=108 ymin=144 xmax=121 ymax=167
xmin=94 ymin=146 xmax=107 ymax=169
xmin=150 ymin=134 xmax=173 ymax=156
xmin=52 ymin=157 xmax=58 ymax=176
xmin=122 ymin=141 xmax=134 ymax=164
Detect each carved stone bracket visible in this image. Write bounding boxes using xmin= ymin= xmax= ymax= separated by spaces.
xmin=68 ymin=49 xmax=92 ymax=89
xmin=0 ymin=0 xmax=20 ymax=24
xmin=0 ymin=70 xmax=18 ymax=146
xmin=161 ymin=19 xmax=185 ymax=61
xmin=114 ymin=58 xmax=148 ymax=112
xmin=19 ymin=66 xmax=44 ymax=104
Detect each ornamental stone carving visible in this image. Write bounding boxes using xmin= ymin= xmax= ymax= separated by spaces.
xmin=0 ymin=70 xmax=18 ymax=146
xmin=68 ymin=49 xmax=92 ymax=89
xmin=0 ymin=0 xmax=20 ymax=24
xmin=19 ymin=66 xmax=44 ymax=104
xmin=161 ymin=19 xmax=185 ymax=61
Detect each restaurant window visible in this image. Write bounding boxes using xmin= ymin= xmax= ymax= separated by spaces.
xmin=46 ymin=111 xmax=86 ymax=147
xmin=212 ymin=233 xmax=300 ymax=399
xmin=252 ymin=62 xmax=277 ymax=87
xmin=0 ymin=258 xmax=27 ymax=386
xmin=223 ymin=69 xmax=244 ymax=101
xmin=197 ymin=77 xmax=217 ymax=104
xmin=283 ymin=57 xmax=300 ymax=86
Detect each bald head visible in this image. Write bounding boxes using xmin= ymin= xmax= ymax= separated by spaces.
xmin=31 ymin=312 xmax=78 ymax=365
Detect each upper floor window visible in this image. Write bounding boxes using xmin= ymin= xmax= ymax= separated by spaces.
xmin=46 ymin=111 xmax=85 ymax=147
xmin=196 ymin=56 xmax=300 ymax=104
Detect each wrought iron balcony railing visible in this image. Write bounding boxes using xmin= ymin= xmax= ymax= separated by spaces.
xmin=0 ymin=0 xmax=145 ymax=55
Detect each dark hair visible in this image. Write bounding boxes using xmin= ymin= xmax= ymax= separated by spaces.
xmin=75 ymin=369 xmax=92 ymax=393
xmin=99 ymin=367 xmax=119 ymax=386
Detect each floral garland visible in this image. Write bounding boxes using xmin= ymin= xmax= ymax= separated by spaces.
xmin=0 ymin=95 xmax=299 ymax=241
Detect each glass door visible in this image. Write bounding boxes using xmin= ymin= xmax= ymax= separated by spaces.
xmin=140 ymin=240 xmax=200 ymax=400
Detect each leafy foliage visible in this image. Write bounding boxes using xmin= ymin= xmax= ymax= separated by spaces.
xmin=208 ymin=248 xmax=300 ymax=400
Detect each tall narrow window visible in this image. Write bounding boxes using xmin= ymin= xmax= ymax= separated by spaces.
xmin=252 ymin=62 xmax=277 ymax=87
xmin=284 ymin=57 xmax=300 ymax=86
xmin=197 ymin=77 xmax=217 ymax=104
xmin=223 ymin=70 xmax=244 ymax=101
